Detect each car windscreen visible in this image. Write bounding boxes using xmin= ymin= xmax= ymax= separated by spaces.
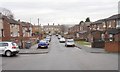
xmin=67 ymin=41 xmax=74 ymax=42
xmin=67 ymin=39 xmax=74 ymax=42
xmin=39 ymin=41 xmax=46 ymax=44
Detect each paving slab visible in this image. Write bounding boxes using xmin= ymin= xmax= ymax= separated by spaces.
xmin=19 ymin=44 xmax=49 ymax=54
xmin=75 ymin=43 xmax=106 ymax=53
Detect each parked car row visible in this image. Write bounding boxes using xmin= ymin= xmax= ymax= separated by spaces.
xmin=56 ymin=35 xmax=75 ymax=47
xmin=38 ymin=35 xmax=51 ymax=49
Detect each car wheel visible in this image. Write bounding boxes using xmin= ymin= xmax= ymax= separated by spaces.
xmin=5 ymin=51 xmax=12 ymax=57
xmin=13 ymin=53 xmax=17 ymax=56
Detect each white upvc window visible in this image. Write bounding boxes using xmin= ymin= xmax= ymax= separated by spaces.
xmin=97 ymin=26 xmax=100 ymax=30
xmin=109 ymin=24 xmax=112 ymax=28
xmin=102 ymin=22 xmax=106 ymax=28
xmin=116 ymin=20 xmax=120 ymax=28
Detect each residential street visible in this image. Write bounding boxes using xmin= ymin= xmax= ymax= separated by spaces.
xmin=2 ymin=35 xmax=118 ymax=70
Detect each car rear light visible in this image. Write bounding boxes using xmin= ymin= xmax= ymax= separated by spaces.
xmin=12 ymin=46 xmax=16 ymax=49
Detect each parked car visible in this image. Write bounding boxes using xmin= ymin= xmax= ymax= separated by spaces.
xmin=46 ymin=36 xmax=51 ymax=42
xmin=37 ymin=39 xmax=40 ymax=43
xmin=65 ymin=39 xmax=75 ymax=47
xmin=56 ymin=34 xmax=58 ymax=36
xmin=38 ymin=40 xmax=48 ymax=49
xmin=49 ymin=33 xmax=52 ymax=36
xmin=58 ymin=35 xmax=61 ymax=39
xmin=59 ymin=37 xmax=66 ymax=43
xmin=0 ymin=42 xmax=19 ymax=57
xmin=43 ymin=39 xmax=50 ymax=45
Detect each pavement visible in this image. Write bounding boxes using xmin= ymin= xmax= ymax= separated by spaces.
xmin=75 ymin=43 xmax=106 ymax=53
xmin=19 ymin=44 xmax=49 ymax=54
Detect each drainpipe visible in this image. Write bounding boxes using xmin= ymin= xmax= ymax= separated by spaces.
xmin=1 ymin=29 xmax=4 ymax=38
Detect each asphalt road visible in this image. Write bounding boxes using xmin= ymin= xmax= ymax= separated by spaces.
xmin=2 ymin=35 xmax=118 ymax=70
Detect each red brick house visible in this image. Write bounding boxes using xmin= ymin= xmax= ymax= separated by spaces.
xmin=104 ymin=14 xmax=120 ymax=52
xmin=0 ymin=14 xmax=34 ymax=48
xmin=18 ymin=21 xmax=33 ymax=48
xmin=78 ymin=22 xmax=91 ymax=41
xmin=68 ymin=24 xmax=80 ymax=39
xmin=89 ymin=19 xmax=105 ymax=48
xmin=1 ymin=15 xmax=11 ymax=41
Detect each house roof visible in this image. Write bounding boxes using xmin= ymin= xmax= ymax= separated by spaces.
xmin=91 ymin=14 xmax=120 ymax=25
xmin=107 ymin=28 xmax=120 ymax=34
xmin=8 ymin=18 xmax=19 ymax=24
xmin=106 ymin=14 xmax=120 ymax=20
xmin=21 ymin=22 xmax=33 ymax=27
xmin=1 ymin=15 xmax=19 ymax=24
xmin=92 ymin=19 xmax=105 ymax=25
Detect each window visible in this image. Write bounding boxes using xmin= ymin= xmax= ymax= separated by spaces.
xmin=12 ymin=43 xmax=15 ymax=46
xmin=11 ymin=32 xmax=13 ymax=36
xmin=2 ymin=43 xmax=8 ymax=46
xmin=97 ymin=26 xmax=100 ymax=30
xmin=0 ymin=43 xmax=2 ymax=47
xmin=109 ymin=24 xmax=111 ymax=28
xmin=116 ymin=20 xmax=120 ymax=28
xmin=103 ymin=24 xmax=106 ymax=28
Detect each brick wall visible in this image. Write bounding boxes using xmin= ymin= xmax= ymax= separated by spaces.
xmin=114 ymin=33 xmax=120 ymax=41
xmin=105 ymin=41 xmax=120 ymax=52
xmin=2 ymin=16 xmax=11 ymax=41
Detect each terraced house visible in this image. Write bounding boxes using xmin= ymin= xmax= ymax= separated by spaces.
xmin=43 ymin=24 xmax=62 ymax=34
xmin=0 ymin=13 xmax=3 ymax=41
xmin=68 ymin=14 xmax=120 ymax=52
xmin=0 ymin=13 xmax=34 ymax=48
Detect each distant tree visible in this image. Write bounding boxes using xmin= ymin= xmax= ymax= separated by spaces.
xmin=85 ymin=17 xmax=90 ymax=22
xmin=35 ymin=31 xmax=39 ymax=35
xmin=79 ymin=21 xmax=84 ymax=25
xmin=0 ymin=7 xmax=14 ymax=19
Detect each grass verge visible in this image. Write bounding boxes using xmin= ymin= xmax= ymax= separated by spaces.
xmin=75 ymin=41 xmax=91 ymax=46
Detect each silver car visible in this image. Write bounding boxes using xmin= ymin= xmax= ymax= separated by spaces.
xmin=0 ymin=42 xmax=19 ymax=57
xmin=65 ymin=39 xmax=75 ymax=47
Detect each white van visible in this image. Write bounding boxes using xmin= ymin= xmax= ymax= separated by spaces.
xmin=0 ymin=42 xmax=19 ymax=57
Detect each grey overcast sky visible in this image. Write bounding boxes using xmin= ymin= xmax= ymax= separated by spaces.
xmin=0 ymin=0 xmax=119 ymax=25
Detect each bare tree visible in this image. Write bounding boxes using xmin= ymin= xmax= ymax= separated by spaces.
xmin=0 ymin=7 xmax=14 ymax=19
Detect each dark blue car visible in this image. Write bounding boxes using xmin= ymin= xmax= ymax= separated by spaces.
xmin=38 ymin=40 xmax=48 ymax=49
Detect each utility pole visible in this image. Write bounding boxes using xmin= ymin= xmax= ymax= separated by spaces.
xmin=29 ymin=18 xmax=32 ymax=37
xmin=38 ymin=18 xmax=39 ymax=32
xmin=38 ymin=18 xmax=40 ymax=40
xmin=38 ymin=18 xmax=41 ymax=39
